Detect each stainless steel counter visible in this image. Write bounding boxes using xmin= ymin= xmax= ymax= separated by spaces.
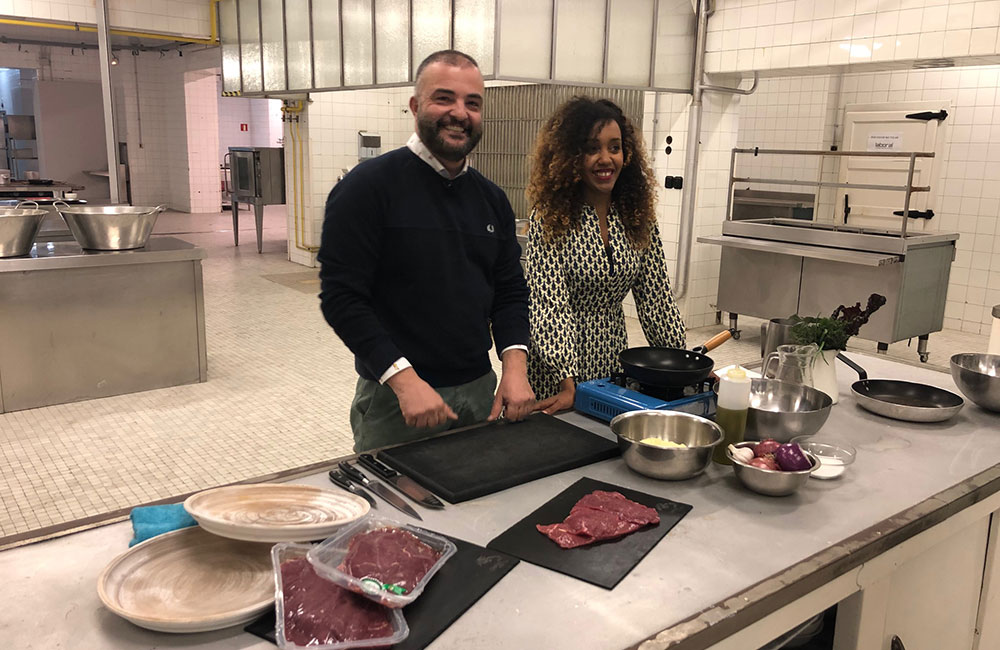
xmin=0 ymin=236 xmax=207 ymax=412
xmin=3 ymin=354 xmax=1000 ymax=649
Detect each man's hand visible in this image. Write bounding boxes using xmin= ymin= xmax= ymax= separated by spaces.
xmin=533 ymin=377 xmax=575 ymax=415
xmin=386 ymin=368 xmax=458 ymax=428
xmin=489 ymin=349 xmax=535 ymax=421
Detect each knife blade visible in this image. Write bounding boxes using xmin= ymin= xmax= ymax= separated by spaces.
xmin=357 ymin=453 xmax=445 ymax=509
xmin=338 ymin=462 xmax=422 ymax=520
xmin=328 ymin=469 xmax=377 ymax=509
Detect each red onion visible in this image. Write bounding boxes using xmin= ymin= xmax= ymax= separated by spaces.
xmin=775 ymin=443 xmax=812 ymax=471
xmin=749 ymin=457 xmax=780 ymax=471
xmin=754 ymin=439 xmax=781 ymax=458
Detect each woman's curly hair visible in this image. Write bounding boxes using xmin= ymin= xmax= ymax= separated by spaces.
xmin=527 ymin=96 xmax=657 ymax=248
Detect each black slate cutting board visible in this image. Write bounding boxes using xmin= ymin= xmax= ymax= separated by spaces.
xmin=486 ymin=476 xmax=692 ymax=589
xmin=376 ymin=413 xmax=620 ymax=503
xmin=246 ymin=535 xmax=519 ymax=649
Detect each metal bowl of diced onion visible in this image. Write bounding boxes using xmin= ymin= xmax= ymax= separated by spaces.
xmin=611 ymin=410 xmax=724 ymax=481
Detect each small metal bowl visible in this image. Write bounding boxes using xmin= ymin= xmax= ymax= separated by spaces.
xmin=610 ymin=410 xmax=724 ymax=480
xmin=950 ymin=353 xmax=1000 ymax=413
xmin=726 ymin=442 xmax=817 ymax=496
xmin=746 ymin=379 xmax=833 ymax=443
xmin=0 ymin=206 xmax=47 ymax=257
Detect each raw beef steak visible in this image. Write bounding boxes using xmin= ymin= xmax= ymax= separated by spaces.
xmin=280 ymin=557 xmax=394 ymax=646
xmin=339 ymin=527 xmax=441 ymax=592
xmin=537 ymin=490 xmax=660 ymax=549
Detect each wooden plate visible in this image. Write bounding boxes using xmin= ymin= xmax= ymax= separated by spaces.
xmin=97 ymin=526 xmax=274 ymax=633
xmin=183 ymin=483 xmax=370 ymax=542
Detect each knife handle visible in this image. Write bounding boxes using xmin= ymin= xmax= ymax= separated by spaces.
xmin=328 ymin=470 xmax=354 ymax=491
xmin=358 ymin=454 xmax=399 ymax=480
xmin=339 ymin=461 xmax=368 ymax=484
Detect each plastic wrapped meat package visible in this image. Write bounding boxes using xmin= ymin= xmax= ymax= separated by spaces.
xmin=271 ymin=543 xmax=408 ymax=649
xmin=306 ymin=515 xmax=457 ymax=608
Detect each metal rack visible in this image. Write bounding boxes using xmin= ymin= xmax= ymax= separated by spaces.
xmin=1 ymin=111 xmax=38 ymax=178
xmin=725 ymin=148 xmax=935 ymax=237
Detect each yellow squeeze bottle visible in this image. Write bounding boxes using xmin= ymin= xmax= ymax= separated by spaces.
xmin=713 ymin=366 xmax=751 ymax=465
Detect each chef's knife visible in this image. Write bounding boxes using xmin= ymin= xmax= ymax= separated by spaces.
xmin=338 ymin=462 xmax=422 ymax=520
xmin=328 ymin=469 xmax=377 ymax=509
xmin=357 ymin=453 xmax=445 ymax=509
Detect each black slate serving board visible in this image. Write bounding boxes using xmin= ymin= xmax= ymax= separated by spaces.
xmin=246 ymin=535 xmax=519 ymax=649
xmin=486 ymin=476 xmax=692 ymax=589
xmin=376 ymin=413 xmax=620 ymax=503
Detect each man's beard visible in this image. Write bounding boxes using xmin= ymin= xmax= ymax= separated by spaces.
xmin=416 ymin=114 xmax=482 ymax=162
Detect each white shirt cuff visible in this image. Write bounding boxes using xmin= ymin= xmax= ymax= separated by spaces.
xmin=379 ymin=357 xmax=412 ymax=384
xmin=500 ymin=345 xmax=528 ymax=357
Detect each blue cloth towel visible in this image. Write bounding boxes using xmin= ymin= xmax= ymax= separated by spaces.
xmin=128 ymin=504 xmax=197 ymax=547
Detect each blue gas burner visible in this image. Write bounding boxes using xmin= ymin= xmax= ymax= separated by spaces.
xmin=574 ymin=376 xmax=717 ymax=422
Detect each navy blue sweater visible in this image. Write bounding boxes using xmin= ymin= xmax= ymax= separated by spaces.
xmin=318 ymin=147 xmax=529 ymax=387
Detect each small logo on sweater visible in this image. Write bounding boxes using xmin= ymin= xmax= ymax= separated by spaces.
xmin=486 ymin=224 xmax=495 ymax=233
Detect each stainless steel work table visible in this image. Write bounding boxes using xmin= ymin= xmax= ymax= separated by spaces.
xmin=0 ymin=236 xmax=207 ymax=412
xmin=3 ymin=354 xmax=999 ymax=649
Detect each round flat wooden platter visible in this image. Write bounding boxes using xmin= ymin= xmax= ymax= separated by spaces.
xmin=183 ymin=483 xmax=370 ymax=542
xmin=97 ymin=526 xmax=274 ymax=633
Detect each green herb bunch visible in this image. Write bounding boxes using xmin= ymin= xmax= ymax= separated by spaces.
xmin=790 ymin=293 xmax=887 ymax=352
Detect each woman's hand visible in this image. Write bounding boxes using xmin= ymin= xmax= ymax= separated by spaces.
xmin=534 ymin=377 xmax=576 ymax=415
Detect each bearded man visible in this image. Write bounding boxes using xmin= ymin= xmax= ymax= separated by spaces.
xmin=319 ymin=50 xmax=534 ymax=452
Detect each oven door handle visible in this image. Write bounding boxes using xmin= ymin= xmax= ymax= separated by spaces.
xmin=223 ymin=152 xmax=232 ymax=194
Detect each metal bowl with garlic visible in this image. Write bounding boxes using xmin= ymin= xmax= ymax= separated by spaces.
xmin=726 ymin=441 xmax=818 ymax=497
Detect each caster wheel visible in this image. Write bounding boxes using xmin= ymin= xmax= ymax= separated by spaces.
xmin=732 ymin=330 xmax=741 ymax=340
xmin=919 ymin=353 xmax=929 ymax=363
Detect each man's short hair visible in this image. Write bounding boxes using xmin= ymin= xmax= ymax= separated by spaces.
xmin=414 ymin=50 xmax=480 ymax=91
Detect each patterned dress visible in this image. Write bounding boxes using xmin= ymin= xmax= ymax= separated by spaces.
xmin=526 ymin=204 xmax=687 ymax=400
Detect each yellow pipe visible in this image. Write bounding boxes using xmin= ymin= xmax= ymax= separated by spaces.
xmin=0 ymin=2 xmax=219 ymax=46
xmin=281 ymin=101 xmax=317 ymax=253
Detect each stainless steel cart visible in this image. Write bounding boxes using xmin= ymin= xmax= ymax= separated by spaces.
xmin=698 ymin=148 xmax=959 ymax=362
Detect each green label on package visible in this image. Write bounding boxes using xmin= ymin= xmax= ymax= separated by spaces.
xmin=360 ymin=576 xmax=408 ymax=595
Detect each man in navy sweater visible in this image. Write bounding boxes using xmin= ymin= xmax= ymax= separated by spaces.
xmin=319 ymin=50 xmax=535 ymax=452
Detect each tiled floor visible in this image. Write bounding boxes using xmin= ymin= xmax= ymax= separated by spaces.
xmin=0 ymin=208 xmax=990 ymax=549
xmin=0 ymin=208 xmax=360 ymax=548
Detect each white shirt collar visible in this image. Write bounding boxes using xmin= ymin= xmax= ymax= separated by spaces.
xmin=406 ymin=133 xmax=469 ymax=179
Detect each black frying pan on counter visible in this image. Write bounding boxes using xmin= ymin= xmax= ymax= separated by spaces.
xmin=837 ymin=353 xmax=964 ymax=423
xmin=619 ymin=330 xmax=733 ymax=388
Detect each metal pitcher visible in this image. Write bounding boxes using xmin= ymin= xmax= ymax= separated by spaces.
xmin=761 ymin=317 xmax=798 ymax=359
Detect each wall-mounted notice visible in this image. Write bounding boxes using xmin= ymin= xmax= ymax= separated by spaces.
xmin=867 ymin=132 xmax=902 ymax=152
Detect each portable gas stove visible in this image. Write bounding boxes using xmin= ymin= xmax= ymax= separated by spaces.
xmin=574 ymin=375 xmax=717 ymax=422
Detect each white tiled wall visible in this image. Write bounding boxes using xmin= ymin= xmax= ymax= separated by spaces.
xmin=0 ymin=41 xmax=222 ymax=210
xmin=289 ymin=87 xmax=414 ymax=266
xmin=218 ymin=87 xmax=283 ymax=162
xmin=707 ymin=0 xmax=1000 ymax=74
xmin=184 ymin=70 xmax=221 ymax=213
xmin=738 ymin=66 xmax=1000 ymax=335
xmin=5 ymin=0 xmax=212 ymax=38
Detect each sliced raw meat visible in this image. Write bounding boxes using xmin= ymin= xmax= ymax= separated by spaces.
xmin=339 ymin=527 xmax=441 ymax=592
xmin=573 ymin=491 xmax=660 ymax=525
xmin=280 ymin=557 xmax=394 ymax=646
xmin=536 ymin=490 xmax=660 ymax=549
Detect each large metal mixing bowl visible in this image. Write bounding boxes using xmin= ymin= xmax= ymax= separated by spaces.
xmin=53 ymin=202 xmax=166 ymax=250
xmin=950 ymin=353 xmax=1000 ymax=412
xmin=0 ymin=205 xmax=47 ymax=257
xmin=746 ymin=379 xmax=833 ymax=442
xmin=610 ymin=410 xmax=724 ymax=480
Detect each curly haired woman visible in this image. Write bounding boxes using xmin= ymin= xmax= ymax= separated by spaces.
xmin=526 ymin=96 xmax=686 ymax=413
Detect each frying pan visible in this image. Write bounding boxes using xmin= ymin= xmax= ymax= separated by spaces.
xmin=619 ymin=330 xmax=733 ymax=388
xmin=837 ymin=353 xmax=964 ymax=423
